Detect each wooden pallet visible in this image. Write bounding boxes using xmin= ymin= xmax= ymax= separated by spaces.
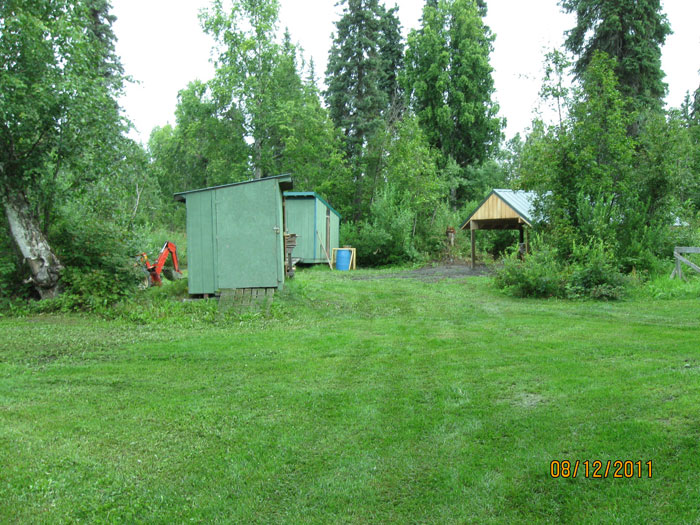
xmin=218 ymin=287 xmax=275 ymax=315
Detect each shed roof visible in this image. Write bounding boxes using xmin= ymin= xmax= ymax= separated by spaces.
xmin=173 ymin=174 xmax=293 ymax=202
xmin=283 ymin=191 xmax=342 ymax=219
xmin=460 ymin=189 xmax=539 ymax=230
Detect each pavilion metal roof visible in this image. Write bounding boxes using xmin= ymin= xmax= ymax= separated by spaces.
xmin=460 ymin=189 xmax=540 ymax=229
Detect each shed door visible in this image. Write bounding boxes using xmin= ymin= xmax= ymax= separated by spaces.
xmin=326 ymin=208 xmax=331 ymax=254
xmin=215 ymin=183 xmax=281 ymax=289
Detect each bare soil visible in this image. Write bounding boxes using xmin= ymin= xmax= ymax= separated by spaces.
xmin=350 ymin=262 xmax=491 ymax=283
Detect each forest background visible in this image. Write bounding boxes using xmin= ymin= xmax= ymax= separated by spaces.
xmin=1 ymin=0 xmax=699 ymax=307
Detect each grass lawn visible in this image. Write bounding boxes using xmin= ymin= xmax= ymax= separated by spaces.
xmin=1 ymin=268 xmax=700 ymax=523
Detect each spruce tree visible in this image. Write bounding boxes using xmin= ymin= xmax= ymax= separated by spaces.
xmin=560 ymin=0 xmax=671 ymax=111
xmin=325 ymin=0 xmax=402 ymax=151
xmin=324 ymin=0 xmax=403 ymax=217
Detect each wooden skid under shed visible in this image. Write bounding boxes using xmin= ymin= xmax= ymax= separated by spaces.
xmin=218 ymin=287 xmax=275 ymax=315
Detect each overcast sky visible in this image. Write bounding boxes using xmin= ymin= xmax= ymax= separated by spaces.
xmin=112 ymin=0 xmax=700 ymax=144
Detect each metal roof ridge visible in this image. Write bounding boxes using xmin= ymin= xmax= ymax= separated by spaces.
xmin=493 ymin=189 xmax=535 ymax=224
xmin=283 ymin=191 xmax=342 ymax=219
xmin=460 ymin=188 xmax=538 ymax=229
xmin=173 ymin=174 xmax=292 ymax=201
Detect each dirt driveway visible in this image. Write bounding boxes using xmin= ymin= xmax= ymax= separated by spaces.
xmin=350 ymin=262 xmax=491 ymax=283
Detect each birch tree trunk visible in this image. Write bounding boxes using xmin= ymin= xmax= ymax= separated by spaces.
xmin=3 ymin=190 xmax=63 ymax=299
xmin=254 ymin=137 xmax=263 ymax=179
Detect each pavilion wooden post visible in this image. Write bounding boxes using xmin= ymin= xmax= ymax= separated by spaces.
xmin=518 ymin=225 xmax=525 ymax=259
xmin=525 ymin=228 xmax=529 ymax=254
xmin=470 ymin=222 xmax=476 ymax=268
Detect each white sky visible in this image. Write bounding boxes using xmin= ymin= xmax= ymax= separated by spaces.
xmin=112 ymin=0 xmax=700 ymax=144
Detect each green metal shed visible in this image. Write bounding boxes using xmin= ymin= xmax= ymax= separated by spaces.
xmin=284 ymin=192 xmax=341 ymax=264
xmin=174 ymin=175 xmax=293 ymax=294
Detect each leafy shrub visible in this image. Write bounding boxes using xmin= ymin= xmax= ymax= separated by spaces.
xmin=46 ymin=211 xmax=145 ymax=310
xmin=495 ymin=242 xmax=567 ymax=298
xmin=0 ymin=237 xmax=18 ymax=303
xmin=495 ymin=238 xmax=629 ymax=300
xmin=565 ymin=241 xmax=627 ymax=300
xmin=341 ymin=186 xmax=419 ymax=266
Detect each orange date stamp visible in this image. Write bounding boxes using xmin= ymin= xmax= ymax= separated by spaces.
xmin=550 ymin=460 xmax=652 ymax=479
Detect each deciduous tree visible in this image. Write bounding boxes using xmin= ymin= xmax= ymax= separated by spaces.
xmin=0 ymin=0 xmax=126 ymax=298
xmin=518 ymin=52 xmax=679 ymax=270
xmin=404 ymin=0 xmax=503 ymax=203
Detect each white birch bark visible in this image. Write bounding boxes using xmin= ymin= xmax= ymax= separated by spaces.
xmin=3 ymin=191 xmax=63 ymax=299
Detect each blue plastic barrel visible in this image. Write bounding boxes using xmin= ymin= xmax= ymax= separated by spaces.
xmin=336 ymin=249 xmax=351 ymax=271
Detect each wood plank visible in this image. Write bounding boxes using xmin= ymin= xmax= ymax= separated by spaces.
xmin=675 ymin=247 xmax=700 ymax=254
xmin=471 ymin=229 xmax=475 ymax=268
xmin=676 ymin=253 xmax=700 ymax=274
xmin=471 ymin=193 xmax=521 ymax=221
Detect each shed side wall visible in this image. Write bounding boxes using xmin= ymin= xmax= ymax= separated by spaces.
xmin=315 ymin=199 xmax=327 ymax=262
xmin=185 ymin=191 xmax=217 ymax=294
xmin=285 ymin=198 xmax=316 ymax=262
xmin=330 ymin=211 xmax=340 ymax=253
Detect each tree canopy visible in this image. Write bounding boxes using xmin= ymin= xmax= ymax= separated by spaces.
xmin=404 ymin=0 xmax=503 ymax=202
xmin=560 ymin=0 xmax=671 ymax=111
xmin=0 ymin=0 xmax=127 ymax=298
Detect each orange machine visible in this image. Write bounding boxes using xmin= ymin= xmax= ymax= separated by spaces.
xmin=137 ymin=241 xmax=181 ymax=286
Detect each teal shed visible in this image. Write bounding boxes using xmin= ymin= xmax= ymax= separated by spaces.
xmin=284 ymin=192 xmax=341 ymax=264
xmin=174 ymin=174 xmax=293 ymax=294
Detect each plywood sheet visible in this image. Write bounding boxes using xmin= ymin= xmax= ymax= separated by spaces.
xmin=470 ymin=193 xmax=521 ymax=221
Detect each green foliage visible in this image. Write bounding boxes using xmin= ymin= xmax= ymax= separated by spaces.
xmin=324 ymin=0 xmax=404 ymax=219
xmin=200 ymin=0 xmax=347 ymax=185
xmin=638 ymin=268 xmax=700 ymax=300
xmin=565 ymin=241 xmax=627 ymax=300
xmin=677 ymin=86 xmax=700 ymax=209
xmin=148 ymin=81 xmax=249 ymax=199
xmin=404 ymin=0 xmax=503 ymax=203
xmin=0 ymin=231 xmax=22 ymax=303
xmin=0 ymin=0 xmax=126 ymax=197
xmin=518 ymin=52 xmax=679 ymax=272
xmin=561 ymin=0 xmax=671 ymax=112
xmin=41 ymin=209 xmax=144 ymax=311
xmin=0 ymin=0 xmax=143 ymax=300
xmin=382 ymin=114 xmax=445 ymax=211
xmin=264 ymin=41 xmax=352 ymax=216
xmin=325 ymin=0 xmax=403 ymax=156
xmin=495 ymin=242 xmax=567 ymax=298
xmin=460 ymin=159 xmax=508 ymax=202
xmin=495 ymin=239 xmax=628 ymax=300
xmin=341 ymin=185 xmax=419 ymax=266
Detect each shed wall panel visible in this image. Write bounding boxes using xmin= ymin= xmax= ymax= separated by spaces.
xmin=286 ymin=198 xmax=315 ymax=261
xmin=186 ymin=191 xmax=217 ymax=294
xmin=330 ymin=212 xmax=340 ymax=254
xmin=284 ymin=196 xmax=340 ymax=263
xmin=274 ymin=185 xmax=285 ymax=288
xmin=214 ymin=178 xmax=281 ymax=289
xmin=315 ymin=200 xmax=326 ymax=261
